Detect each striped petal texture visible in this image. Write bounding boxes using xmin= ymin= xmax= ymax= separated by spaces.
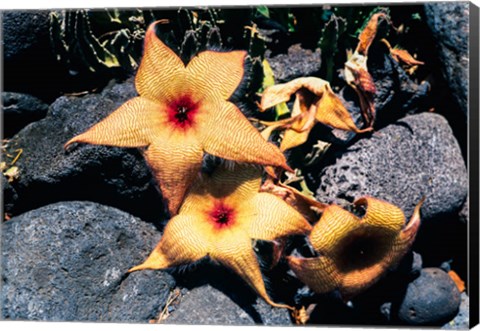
xmin=288 ymin=196 xmax=424 ymax=299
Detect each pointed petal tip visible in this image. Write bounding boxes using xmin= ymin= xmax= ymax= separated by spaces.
xmin=259 ymin=288 xmax=294 ymax=310
xmin=128 ymin=249 xmax=171 ymax=273
xmin=402 ymin=196 xmax=425 ymax=237
xmin=127 ymin=263 xmax=147 ymax=273
xmin=64 ymin=135 xmax=83 ymax=151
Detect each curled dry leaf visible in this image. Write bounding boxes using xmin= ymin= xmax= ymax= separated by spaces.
xmin=65 ymin=20 xmax=291 ymax=215
xmin=345 ymin=11 xmax=424 ymax=127
xmin=356 ymin=12 xmax=390 ymax=56
xmin=259 ymin=77 xmax=371 ymax=151
xmin=381 ymin=39 xmax=425 ymax=66
xmin=344 ymin=51 xmax=376 ymax=127
xmin=260 ymin=177 xmax=327 ymax=224
xmin=288 ymin=196 xmax=425 ymax=300
xmin=128 ymin=164 xmax=311 ymax=309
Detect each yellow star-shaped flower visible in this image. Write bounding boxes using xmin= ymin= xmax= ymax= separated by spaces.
xmin=129 ymin=165 xmax=312 ymax=309
xmin=288 ymin=196 xmax=424 ymax=299
xmin=65 ymin=20 xmax=291 ymax=215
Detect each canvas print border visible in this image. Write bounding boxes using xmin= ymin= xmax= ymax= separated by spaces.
xmin=1 ymin=1 xmax=479 ymax=329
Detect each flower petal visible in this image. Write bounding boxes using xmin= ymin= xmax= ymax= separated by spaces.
xmin=180 ymin=164 xmax=262 ymax=212
xmin=260 ymin=77 xmax=329 ymax=110
xmin=135 ymin=21 xmax=186 ymax=103
xmin=210 ymin=231 xmax=291 ymax=309
xmin=309 ymin=205 xmax=360 ymax=255
xmin=280 ymin=98 xmax=315 ymax=151
xmin=314 ymin=84 xmax=370 ymax=133
xmin=187 ymin=50 xmax=247 ymax=101
xmin=145 ymin=134 xmax=203 ymax=215
xmin=354 ymin=196 xmax=405 ymax=232
xmin=287 ymin=255 xmax=340 ymax=294
xmin=240 ymin=192 xmax=311 ymax=241
xmin=129 ymin=213 xmax=211 ymax=272
xmin=200 ymin=101 xmax=291 ymax=171
xmin=65 ymin=97 xmax=166 ymax=149
xmin=339 ymin=261 xmax=387 ymax=298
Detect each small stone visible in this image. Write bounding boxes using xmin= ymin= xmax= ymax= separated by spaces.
xmin=1 ymin=201 xmax=174 ymax=322
xmin=165 ymin=284 xmax=291 ymax=326
xmin=395 ymin=268 xmax=461 ymax=325
xmin=165 ymin=262 xmax=292 ymax=325
xmin=266 ymin=44 xmax=321 ymax=83
xmin=316 ymin=112 xmax=467 ymax=222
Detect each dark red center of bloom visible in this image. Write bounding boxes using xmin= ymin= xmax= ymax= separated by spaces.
xmin=209 ymin=202 xmax=236 ymax=230
xmin=167 ymin=96 xmax=199 ymax=129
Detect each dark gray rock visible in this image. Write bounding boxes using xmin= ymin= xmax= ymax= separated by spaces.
xmin=442 ymin=292 xmax=469 ymax=329
xmin=458 ymin=197 xmax=469 ymax=224
xmin=1 ymin=175 xmax=18 ymax=216
xmin=3 ymin=78 xmax=165 ymax=223
xmin=2 ymin=92 xmax=49 ymax=137
xmin=424 ymin=3 xmax=469 ymax=117
xmin=316 ymin=112 xmax=468 ymax=221
xmin=368 ymin=45 xmax=431 ymax=126
xmin=166 ymin=284 xmax=291 ymax=326
xmin=266 ymin=44 xmax=321 ymax=83
xmin=2 ymin=11 xmax=68 ymax=101
xmin=1 ymin=201 xmax=175 ymax=322
xmin=395 ymin=268 xmax=461 ymax=326
xmin=2 ymin=11 xmax=51 ymax=62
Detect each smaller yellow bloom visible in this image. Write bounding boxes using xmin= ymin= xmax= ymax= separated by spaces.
xmin=129 ymin=165 xmax=312 ymax=309
xmin=288 ymin=196 xmax=424 ymax=299
xmin=259 ymin=77 xmax=371 ymax=152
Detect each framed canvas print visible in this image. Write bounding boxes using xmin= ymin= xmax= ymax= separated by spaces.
xmin=1 ymin=0 xmax=479 ymax=329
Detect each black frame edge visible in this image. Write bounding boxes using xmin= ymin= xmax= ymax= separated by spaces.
xmin=469 ymin=1 xmax=479 ymax=329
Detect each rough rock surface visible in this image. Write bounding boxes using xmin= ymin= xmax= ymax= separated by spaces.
xmin=2 ymin=92 xmax=49 ymax=137
xmin=266 ymin=43 xmax=322 ymax=83
xmin=1 ymin=201 xmax=174 ymax=322
xmin=316 ymin=112 xmax=468 ymax=221
xmin=166 ymin=284 xmax=291 ymax=325
xmin=367 ymin=42 xmax=430 ymax=125
xmin=166 ymin=261 xmax=293 ymax=326
xmin=442 ymin=292 xmax=469 ymax=329
xmin=2 ymin=11 xmax=51 ymax=62
xmin=424 ymin=3 xmax=469 ymax=117
xmin=394 ymin=268 xmax=461 ymax=326
xmin=2 ymin=11 xmax=69 ymax=101
xmin=3 ymin=79 xmax=165 ymax=223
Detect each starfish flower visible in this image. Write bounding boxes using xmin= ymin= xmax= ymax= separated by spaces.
xmin=288 ymin=196 xmax=424 ymax=299
xmin=65 ymin=20 xmax=291 ymax=215
xmin=128 ymin=165 xmax=312 ymax=309
xmin=259 ymin=77 xmax=371 ymax=151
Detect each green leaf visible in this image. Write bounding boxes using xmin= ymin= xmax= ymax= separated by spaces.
xmin=261 ymin=59 xmax=290 ymax=119
xmin=261 ymin=58 xmax=275 ymax=89
xmin=256 ymin=6 xmax=270 ymax=18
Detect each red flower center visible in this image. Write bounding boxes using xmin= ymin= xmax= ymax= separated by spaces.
xmin=167 ymin=96 xmax=199 ymax=129
xmin=209 ymin=202 xmax=236 ymax=230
